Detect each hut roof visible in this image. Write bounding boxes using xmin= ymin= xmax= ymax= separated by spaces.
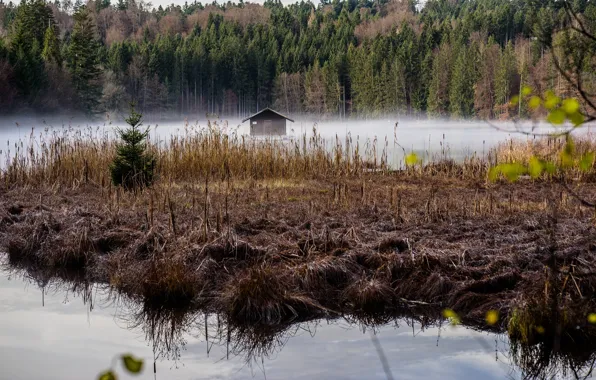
xmin=241 ymin=108 xmax=295 ymax=123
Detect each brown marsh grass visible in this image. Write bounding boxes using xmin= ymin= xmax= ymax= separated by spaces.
xmin=0 ymin=122 xmax=596 ymax=343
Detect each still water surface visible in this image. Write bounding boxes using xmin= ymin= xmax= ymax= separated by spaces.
xmin=0 ymin=267 xmax=517 ymax=380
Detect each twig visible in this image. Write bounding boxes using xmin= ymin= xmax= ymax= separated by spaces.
xmin=559 ymin=180 xmax=595 ymax=208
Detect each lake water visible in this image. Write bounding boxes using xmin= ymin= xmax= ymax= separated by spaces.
xmin=0 ymin=264 xmax=518 ymax=380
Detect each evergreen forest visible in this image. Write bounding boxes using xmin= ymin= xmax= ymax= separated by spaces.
xmin=0 ymin=0 xmax=593 ymax=119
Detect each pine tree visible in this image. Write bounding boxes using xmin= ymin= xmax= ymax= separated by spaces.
xmin=67 ymin=5 xmax=102 ymax=114
xmin=110 ymin=104 xmax=156 ymax=190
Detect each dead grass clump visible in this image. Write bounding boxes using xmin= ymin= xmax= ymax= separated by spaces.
xmin=377 ymin=237 xmax=409 ymax=253
xmin=5 ymin=212 xmax=60 ymax=264
xmin=422 ymin=159 xmax=465 ymax=177
xmin=117 ymin=253 xmax=201 ymax=308
xmin=6 ymin=237 xmax=37 ymax=261
xmin=7 ymin=204 xmax=23 ymax=215
xmin=462 ymin=271 xmax=521 ymax=294
xmin=297 ymin=235 xmax=351 ymax=255
xmin=202 ymin=240 xmax=267 ymax=262
xmin=221 ymin=266 xmax=323 ymax=325
xmin=133 ymin=229 xmax=166 ymax=259
xmin=342 ymin=277 xmax=395 ymax=314
xmin=93 ymin=230 xmax=132 ymax=254
xmin=346 ymin=251 xmax=389 ymax=270
xmin=234 ymin=218 xmax=289 ymax=236
xmin=42 ymin=233 xmax=94 ymax=268
xmin=450 ymin=291 xmax=509 ymax=321
xmin=294 ymin=255 xmax=356 ymax=301
xmin=415 ymin=271 xmax=455 ymax=301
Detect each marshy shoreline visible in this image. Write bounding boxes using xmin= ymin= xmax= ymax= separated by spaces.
xmin=2 ymin=175 xmax=595 ymax=326
xmin=1 ymin=125 xmax=596 ymax=367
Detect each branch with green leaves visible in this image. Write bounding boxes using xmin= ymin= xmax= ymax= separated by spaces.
xmin=490 ymin=88 xmax=595 ymax=207
xmin=98 ymin=353 xmax=144 ymax=380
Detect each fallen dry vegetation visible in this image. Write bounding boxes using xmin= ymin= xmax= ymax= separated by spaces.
xmin=1 ymin=124 xmax=596 ymax=345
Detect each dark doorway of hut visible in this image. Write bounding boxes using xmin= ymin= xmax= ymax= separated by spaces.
xmin=242 ymin=108 xmax=294 ymax=136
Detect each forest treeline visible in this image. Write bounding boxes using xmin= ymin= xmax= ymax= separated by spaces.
xmin=0 ymin=0 xmax=593 ymax=118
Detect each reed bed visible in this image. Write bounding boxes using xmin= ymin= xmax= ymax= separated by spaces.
xmin=2 ymin=123 xmax=398 ymax=187
xmin=2 ymin=122 xmax=595 ymax=188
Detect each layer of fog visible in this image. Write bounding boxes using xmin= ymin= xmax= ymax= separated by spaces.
xmin=0 ymin=114 xmax=593 ymax=169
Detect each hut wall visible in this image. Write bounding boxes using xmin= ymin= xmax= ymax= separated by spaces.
xmin=250 ymin=112 xmax=287 ymax=136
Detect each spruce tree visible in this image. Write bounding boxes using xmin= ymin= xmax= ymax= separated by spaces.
xmin=41 ymin=23 xmax=61 ymax=66
xmin=67 ymin=5 xmax=101 ymax=114
xmin=110 ymin=104 xmax=156 ymax=190
xmin=449 ymin=43 xmax=478 ymax=118
xmin=428 ymin=41 xmax=453 ymax=117
xmin=9 ymin=0 xmax=55 ymax=100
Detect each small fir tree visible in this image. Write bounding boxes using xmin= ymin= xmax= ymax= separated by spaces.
xmin=110 ymin=105 xmax=156 ymax=190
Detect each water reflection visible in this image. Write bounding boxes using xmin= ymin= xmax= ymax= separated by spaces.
xmin=1 ymin=262 xmax=596 ymax=380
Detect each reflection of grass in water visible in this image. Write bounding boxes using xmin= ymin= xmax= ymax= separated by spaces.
xmin=509 ymin=322 xmax=596 ymax=379
xmin=5 ymin=261 xmax=596 ymax=379
xmin=508 ymin=299 xmax=596 ymax=379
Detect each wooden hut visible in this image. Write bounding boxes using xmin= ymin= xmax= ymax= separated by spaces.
xmin=242 ymin=108 xmax=294 ymax=136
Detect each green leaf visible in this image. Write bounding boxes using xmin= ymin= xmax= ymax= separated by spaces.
xmin=528 ymin=157 xmax=543 ymax=178
xmin=442 ymin=308 xmax=461 ymax=325
xmin=580 ymin=152 xmax=595 ymax=172
xmin=501 ymin=163 xmax=527 ymax=182
xmin=485 ymin=310 xmax=499 ymax=325
xmin=569 ymin=111 xmax=584 ymax=126
xmin=488 ymin=166 xmax=501 ymax=182
xmin=509 ymin=95 xmax=520 ymax=107
xmin=561 ymin=98 xmax=580 ymax=115
xmin=98 ymin=370 xmax=117 ymax=380
xmin=544 ymin=161 xmax=557 ymax=174
xmin=405 ymin=153 xmax=419 ymax=166
xmin=560 ymin=139 xmax=575 ymax=167
xmin=521 ymin=85 xmax=533 ymax=96
xmin=528 ymin=96 xmax=542 ymax=110
xmin=121 ymin=354 xmax=144 ymax=374
xmin=547 ymin=109 xmax=566 ymax=125
xmin=544 ymin=91 xmax=560 ymax=110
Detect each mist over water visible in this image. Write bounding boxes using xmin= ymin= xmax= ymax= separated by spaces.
xmin=0 ymin=114 xmax=593 ymax=168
